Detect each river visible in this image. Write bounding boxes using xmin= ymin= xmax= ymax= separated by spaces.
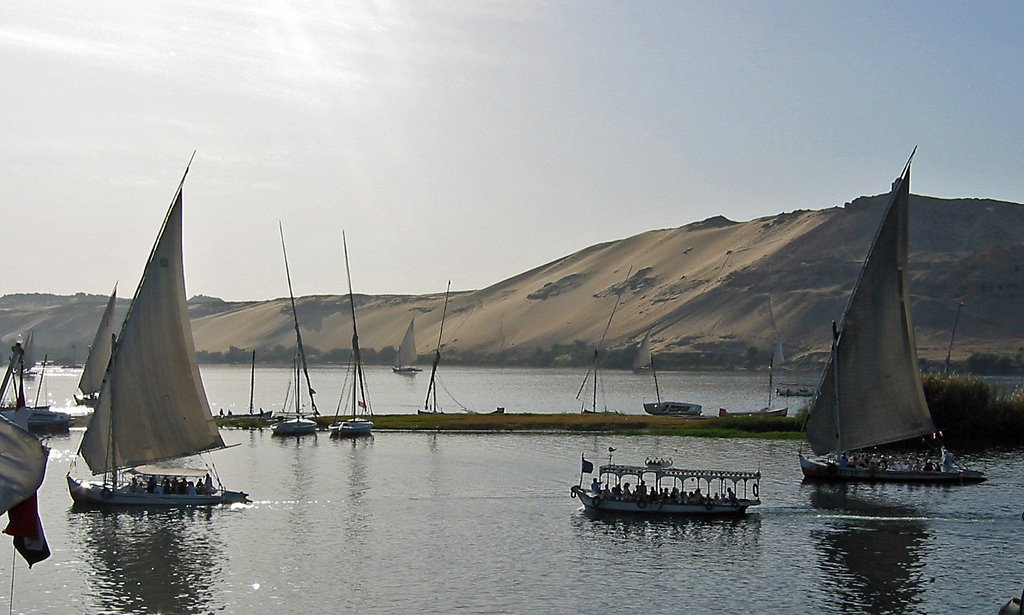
xmin=5 ymin=365 xmax=1022 ymax=613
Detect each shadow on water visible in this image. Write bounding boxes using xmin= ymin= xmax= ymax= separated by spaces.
xmin=68 ymin=506 xmax=223 ymax=614
xmin=573 ymin=507 xmax=763 ymax=550
xmin=807 ymin=484 xmax=929 ymax=615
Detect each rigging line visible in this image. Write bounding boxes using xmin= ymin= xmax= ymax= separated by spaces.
xmin=9 ymin=543 xmax=16 ymax=615
xmin=279 ymin=223 xmax=318 ymax=416
xmin=434 ymin=375 xmax=469 ymax=411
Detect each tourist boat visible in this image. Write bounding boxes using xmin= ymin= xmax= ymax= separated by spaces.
xmin=74 ymin=286 xmax=117 ymax=408
xmin=66 ymin=160 xmax=249 ymax=507
xmin=571 ymin=456 xmax=760 ymax=516
xmin=392 ymin=317 xmax=422 ymax=374
xmin=799 ymin=153 xmax=985 ymax=484
xmin=329 ymin=231 xmax=374 ymax=437
xmin=635 ymin=330 xmax=702 ymax=417
xmin=272 ymin=226 xmax=320 ymax=437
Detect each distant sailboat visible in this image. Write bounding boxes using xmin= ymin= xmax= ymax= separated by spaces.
xmin=577 ymin=269 xmax=631 ymax=414
xmin=75 ymin=287 xmax=117 ymax=407
xmin=3 ymin=353 xmax=72 ymax=432
xmin=246 ymin=350 xmax=273 ymax=419
xmin=392 ymin=318 xmax=422 ymax=374
xmin=272 ymin=225 xmax=319 ymax=437
xmin=67 ymin=160 xmax=249 ymax=506
xmin=636 ymin=330 xmax=702 ymax=417
xmin=718 ymin=336 xmax=788 ymax=418
xmin=329 ymin=231 xmax=374 ymax=437
xmin=799 ymin=153 xmax=984 ymax=483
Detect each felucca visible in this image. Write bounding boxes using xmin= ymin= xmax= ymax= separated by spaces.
xmin=67 ymin=160 xmax=249 ymax=506
xmin=329 ymin=231 xmax=374 ymax=437
xmin=798 ymin=153 xmax=984 ymax=484
xmin=636 ymin=330 xmax=701 ymax=417
xmin=392 ymin=318 xmax=422 ymax=374
xmin=75 ymin=286 xmax=117 ymax=408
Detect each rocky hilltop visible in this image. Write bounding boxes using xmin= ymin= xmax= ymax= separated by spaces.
xmin=3 ymin=193 xmax=1023 ymax=368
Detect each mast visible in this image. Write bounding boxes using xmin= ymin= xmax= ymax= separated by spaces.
xmin=342 ymin=231 xmax=370 ymax=419
xmin=651 ymin=355 xmax=662 ymax=405
xmin=577 ymin=267 xmax=633 ymax=414
xmin=249 ymin=350 xmax=256 ymax=414
xmin=424 ymin=282 xmax=451 ymax=413
xmin=279 ymin=223 xmax=318 ymax=417
xmin=944 ymin=300 xmax=964 ymax=375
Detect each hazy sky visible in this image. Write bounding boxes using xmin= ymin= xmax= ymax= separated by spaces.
xmin=3 ymin=1 xmax=1021 ymax=301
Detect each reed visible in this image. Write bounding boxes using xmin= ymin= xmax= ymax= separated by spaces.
xmin=922 ymin=372 xmax=1024 ymax=446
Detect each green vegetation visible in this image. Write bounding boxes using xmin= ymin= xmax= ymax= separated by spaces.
xmin=963 ymin=351 xmax=1024 ymax=375
xmin=924 ymin=372 xmax=1024 ymax=446
xmin=217 ymin=412 xmax=804 ymax=439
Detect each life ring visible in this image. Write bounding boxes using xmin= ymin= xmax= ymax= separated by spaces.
xmin=637 ymin=499 xmax=647 ymax=509
xmin=752 ymin=483 xmax=759 ymax=499
xmin=571 ymin=489 xmax=577 ymax=499
xmin=591 ymin=497 xmax=601 ymax=508
xmin=101 ymin=487 xmax=113 ymax=500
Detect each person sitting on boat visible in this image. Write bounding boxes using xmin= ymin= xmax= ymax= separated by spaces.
xmin=154 ymin=481 xmax=164 ymax=495
xmin=147 ymin=475 xmax=157 ymax=494
xmin=590 ymin=478 xmax=601 ymax=494
xmin=204 ymin=473 xmax=216 ymax=495
xmin=838 ymin=453 xmax=849 ymax=468
xmin=622 ymin=483 xmax=632 ymax=498
xmin=636 ymin=480 xmax=647 ymax=498
xmin=128 ymin=477 xmax=139 ymax=493
xmin=727 ymin=487 xmax=737 ymax=505
xmin=186 ymin=481 xmax=197 ymax=496
xmin=923 ymin=460 xmax=934 ymax=472
xmin=611 ymin=484 xmax=622 ymax=498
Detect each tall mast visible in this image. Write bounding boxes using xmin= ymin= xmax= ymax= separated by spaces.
xmin=342 ymin=231 xmax=370 ymax=418
xmin=249 ymin=350 xmax=256 ymax=414
xmin=279 ymin=223 xmax=318 ymax=417
xmin=424 ymin=282 xmax=451 ymax=413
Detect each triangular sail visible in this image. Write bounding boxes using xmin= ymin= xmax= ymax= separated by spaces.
xmin=80 ymin=187 xmax=225 ymax=474
xmin=21 ymin=331 xmax=34 ymax=370
xmin=78 ymin=287 xmax=117 ymax=396
xmin=633 ymin=330 xmax=652 ymax=371
xmin=396 ymin=318 xmax=418 ymax=368
xmin=804 ymin=161 xmax=935 ymax=455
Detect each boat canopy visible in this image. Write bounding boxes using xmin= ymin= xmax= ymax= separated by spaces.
xmin=804 ymin=164 xmax=935 ymax=456
xmin=599 ymin=464 xmax=760 ymax=483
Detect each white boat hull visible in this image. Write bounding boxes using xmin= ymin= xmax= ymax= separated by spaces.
xmin=571 ymin=485 xmax=757 ymax=516
xmin=272 ymin=418 xmax=318 ymax=436
xmin=329 ymin=419 xmax=373 ymax=437
xmin=798 ymin=454 xmax=986 ymax=484
xmin=67 ymin=475 xmax=249 ymax=507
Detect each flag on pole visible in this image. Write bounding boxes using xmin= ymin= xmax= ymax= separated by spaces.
xmin=581 ymin=457 xmax=594 ymax=474
xmin=4 ymin=493 xmax=49 ymax=567
xmin=358 ymin=400 xmax=366 ymax=409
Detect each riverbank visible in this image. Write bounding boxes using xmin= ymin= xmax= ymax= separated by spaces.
xmin=216 ymin=413 xmax=804 ymax=439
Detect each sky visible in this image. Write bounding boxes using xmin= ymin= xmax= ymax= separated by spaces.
xmin=2 ymin=1 xmax=1022 ymax=301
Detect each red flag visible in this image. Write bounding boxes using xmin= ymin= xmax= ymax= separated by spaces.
xmin=357 ymin=400 xmax=366 ymax=409
xmin=4 ymin=493 xmax=49 ymax=567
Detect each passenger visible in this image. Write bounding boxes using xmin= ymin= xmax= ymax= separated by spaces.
xmin=147 ymin=475 xmax=157 ymax=494
xmin=154 ymin=481 xmax=165 ymax=495
xmin=162 ymin=477 xmax=171 ymax=494
xmin=727 ymin=487 xmax=737 ymax=504
xmin=611 ymin=484 xmax=622 ymax=498
xmin=942 ymin=448 xmax=956 ymax=473
xmin=590 ymin=478 xmax=601 ymax=494
xmin=838 ymin=453 xmax=849 ymax=468
xmin=204 ymin=473 xmax=216 ymax=495
xmin=623 ymin=483 xmax=633 ymax=498
xmin=923 ymin=460 xmax=934 ymax=472
xmin=186 ymin=481 xmax=197 ymax=496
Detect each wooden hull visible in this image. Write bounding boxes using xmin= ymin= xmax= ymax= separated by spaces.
xmin=718 ymin=407 xmax=788 ymax=418
xmin=67 ymin=475 xmax=249 ymax=507
xmin=798 ymin=454 xmax=986 ymax=484
xmin=571 ymin=486 xmax=756 ymax=516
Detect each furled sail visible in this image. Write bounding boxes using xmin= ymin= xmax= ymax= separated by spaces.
xmin=78 ymin=287 xmax=117 ymax=396
xmin=80 ymin=189 xmax=224 ymax=474
xmin=804 ymin=162 xmax=935 ymax=455
xmin=396 ymin=318 xmax=418 ymax=368
xmin=633 ymin=330 xmax=652 ymax=371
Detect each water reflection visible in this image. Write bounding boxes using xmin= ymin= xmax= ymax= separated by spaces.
xmin=808 ymin=485 xmax=929 ymax=614
xmin=70 ymin=507 xmax=223 ymax=614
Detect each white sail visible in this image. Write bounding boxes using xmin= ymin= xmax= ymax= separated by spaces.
xmin=633 ymin=330 xmax=652 ymax=370
xmin=804 ymin=162 xmax=935 ymax=456
xmin=396 ymin=318 xmax=418 ymax=368
xmin=772 ymin=338 xmax=785 ymax=366
xmin=21 ymin=330 xmax=34 ymax=370
xmin=80 ymin=188 xmax=225 ymax=474
xmin=78 ymin=287 xmax=117 ymax=396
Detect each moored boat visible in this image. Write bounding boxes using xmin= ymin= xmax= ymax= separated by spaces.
xmin=718 ymin=407 xmax=788 ymax=418
xmin=571 ymin=457 xmax=760 ymax=516
xmin=643 ymin=401 xmax=702 ymax=417
xmin=328 ymin=231 xmax=374 ymax=437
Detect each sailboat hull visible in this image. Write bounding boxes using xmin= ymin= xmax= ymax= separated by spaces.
xmin=643 ymin=401 xmax=702 ymax=417
xmin=718 ymin=407 xmax=788 ymax=418
xmin=392 ymin=367 xmax=422 ymax=374
xmin=798 ymin=454 xmax=985 ymax=484
xmin=271 ymin=417 xmax=318 ymax=436
xmin=329 ymin=419 xmax=374 ymax=437
xmin=67 ymin=475 xmax=249 ymax=507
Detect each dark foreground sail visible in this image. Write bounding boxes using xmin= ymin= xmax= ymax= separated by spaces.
xmin=799 ymin=155 xmax=983 ymax=484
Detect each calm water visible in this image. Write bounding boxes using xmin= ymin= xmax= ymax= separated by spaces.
xmin=6 ymin=367 xmax=1024 ymax=614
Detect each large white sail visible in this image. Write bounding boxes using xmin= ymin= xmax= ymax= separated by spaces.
xmin=804 ymin=163 xmax=935 ymax=455
xmin=80 ymin=189 xmax=224 ymax=474
xmin=396 ymin=318 xmax=418 ymax=368
xmin=0 ymin=348 xmax=47 ymax=514
xmin=78 ymin=287 xmax=117 ymax=396
xmin=633 ymin=330 xmax=652 ymax=371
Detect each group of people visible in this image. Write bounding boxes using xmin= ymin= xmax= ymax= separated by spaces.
xmin=590 ymin=478 xmax=741 ymax=507
xmin=837 ymin=448 xmax=957 ymax=473
xmin=126 ymin=473 xmax=218 ymax=497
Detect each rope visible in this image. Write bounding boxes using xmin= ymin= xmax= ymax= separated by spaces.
xmin=434 ymin=376 xmax=470 ymax=412
xmin=9 ymin=544 xmax=16 ymax=615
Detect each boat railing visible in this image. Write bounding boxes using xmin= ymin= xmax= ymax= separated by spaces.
xmin=600 ymin=464 xmax=760 ymax=482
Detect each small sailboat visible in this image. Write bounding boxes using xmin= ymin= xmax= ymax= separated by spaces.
xmin=75 ymin=287 xmax=117 ymax=407
xmin=2 ymin=351 xmax=71 ymax=432
xmin=577 ymin=269 xmax=632 ymax=414
xmin=718 ymin=338 xmax=788 ymax=418
xmin=272 ymin=226 xmax=319 ymax=437
xmin=392 ymin=317 xmax=422 ymax=374
xmin=66 ymin=160 xmax=249 ymax=506
xmin=799 ymin=153 xmax=984 ymax=484
xmin=0 ymin=344 xmax=49 ymax=529
xmin=245 ymin=350 xmax=273 ymax=419
xmin=329 ymin=231 xmax=374 ymax=437
xmin=636 ymin=330 xmax=701 ymax=417
xmin=419 ymin=282 xmax=453 ymax=415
